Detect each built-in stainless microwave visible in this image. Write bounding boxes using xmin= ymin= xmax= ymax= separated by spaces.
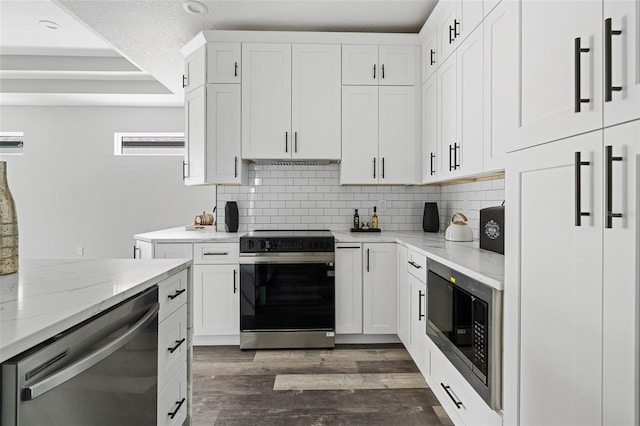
xmin=427 ymin=259 xmax=502 ymax=410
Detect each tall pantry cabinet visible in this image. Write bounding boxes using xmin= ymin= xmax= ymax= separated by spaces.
xmin=505 ymin=1 xmax=640 ymax=425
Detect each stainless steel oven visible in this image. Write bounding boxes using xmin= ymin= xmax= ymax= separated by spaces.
xmin=239 ymin=231 xmax=335 ymax=350
xmin=427 ymin=259 xmax=502 ymax=410
xmin=1 ymin=287 xmax=158 ymax=426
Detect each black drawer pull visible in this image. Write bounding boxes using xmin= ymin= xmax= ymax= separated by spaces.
xmin=168 ymin=398 xmax=186 ymax=419
xmin=336 ymin=246 xmax=360 ymax=249
xmin=168 ymin=338 xmax=186 ymax=354
xmin=408 ymin=261 xmax=422 ymax=269
xmin=203 ymin=252 xmax=230 ymax=256
xmin=441 ymin=383 xmax=463 ymax=408
xmin=168 ymin=289 xmax=186 ymax=300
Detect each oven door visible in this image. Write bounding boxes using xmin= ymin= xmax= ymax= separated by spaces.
xmin=239 ymin=253 xmax=335 ymax=332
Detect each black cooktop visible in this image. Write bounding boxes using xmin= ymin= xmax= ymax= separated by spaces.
xmin=240 ymin=230 xmax=334 ymax=253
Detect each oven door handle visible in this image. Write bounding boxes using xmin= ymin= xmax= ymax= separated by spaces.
xmin=23 ymin=303 xmax=159 ymax=401
xmin=239 ymin=254 xmax=335 ymax=264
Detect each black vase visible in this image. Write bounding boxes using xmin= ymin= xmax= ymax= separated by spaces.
xmin=225 ymin=201 xmax=239 ymax=233
xmin=423 ymin=202 xmax=439 ymax=233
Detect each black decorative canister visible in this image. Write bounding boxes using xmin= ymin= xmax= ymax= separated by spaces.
xmin=422 ymin=202 xmax=439 ymax=233
xmin=225 ymin=201 xmax=239 ymax=233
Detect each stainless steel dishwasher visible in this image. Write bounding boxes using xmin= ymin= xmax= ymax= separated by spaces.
xmin=1 ymin=286 xmax=159 ymax=426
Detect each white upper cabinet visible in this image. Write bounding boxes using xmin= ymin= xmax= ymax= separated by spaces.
xmin=513 ymin=1 xmax=603 ymax=150
xmin=341 ymin=86 xmax=379 ymax=184
xmin=242 ymin=43 xmax=341 ymax=160
xmin=342 ymin=44 xmax=416 ymax=86
xmin=241 ymin=43 xmax=292 ymax=159
xmin=483 ymin=0 xmax=518 ymax=172
xmin=340 ymin=86 xmax=416 ymax=185
xmin=184 ymin=86 xmax=206 ymax=185
xmin=437 ymin=53 xmax=458 ymax=177
xmin=184 ymin=46 xmax=206 ymax=93
xmin=603 ymin=0 xmax=640 ymax=126
xmin=420 ymin=18 xmax=438 ymax=82
xmin=291 ymin=44 xmax=341 ymax=159
xmin=422 ymin=73 xmax=438 ymax=183
xmin=436 ymin=0 xmax=459 ymax=64
xmin=206 ymin=42 xmax=241 ymax=84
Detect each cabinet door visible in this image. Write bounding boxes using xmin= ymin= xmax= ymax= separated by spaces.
xmin=514 ymin=1 xmax=602 ymax=149
xmin=455 ymin=25 xmax=483 ymax=177
xmin=291 ymin=44 xmax=341 ymax=159
xmin=602 ymin=120 xmax=639 ymax=426
xmin=409 ymin=275 xmax=427 ymax=376
xmin=340 ymin=86 xmax=379 ymax=184
xmin=504 ymin=130 xmax=603 ymax=426
xmin=422 ymin=74 xmax=438 ymax=183
xmin=206 ymin=84 xmax=246 ymax=184
xmin=436 ymin=0 xmax=459 ymax=64
xmin=134 ymin=240 xmax=152 ymax=259
xmin=206 ymin=42 xmax=241 ymax=83
xmin=342 ymin=44 xmax=378 ymax=85
xmin=154 ymin=243 xmax=193 ymax=260
xmin=184 ymin=45 xmax=205 ymax=93
xmin=458 ymin=0 xmax=484 ymax=43
xmin=378 ymin=45 xmax=416 ymax=86
xmin=362 ymin=243 xmax=397 ymax=334
xmin=421 ymin=19 xmax=438 ymax=82
xmin=184 ymin=86 xmax=206 ymax=185
xmin=379 ymin=86 xmax=416 ymax=184
xmin=396 ymin=245 xmax=410 ymax=346
xmin=437 ymin=53 xmax=457 ymax=178
xmin=483 ymin=0 xmax=519 ymax=172
xmin=242 ymin=43 xmax=292 ymax=159
xmin=603 ymin=1 xmax=640 ymax=126
xmin=193 ymin=264 xmax=239 ymax=336
xmin=335 ymin=244 xmax=363 ymax=334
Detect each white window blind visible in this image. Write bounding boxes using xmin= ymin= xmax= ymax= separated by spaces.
xmin=114 ymin=133 xmax=185 ymax=156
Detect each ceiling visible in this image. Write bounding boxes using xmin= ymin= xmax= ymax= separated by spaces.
xmin=0 ymin=0 xmax=437 ymax=107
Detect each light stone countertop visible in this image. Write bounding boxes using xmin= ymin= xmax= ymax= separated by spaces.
xmin=134 ymin=226 xmax=242 ymax=243
xmin=0 ymin=258 xmax=191 ymax=363
xmin=134 ymin=227 xmax=504 ymax=291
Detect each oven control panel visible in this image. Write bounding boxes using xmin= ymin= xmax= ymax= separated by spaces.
xmin=240 ymin=237 xmax=334 ymax=253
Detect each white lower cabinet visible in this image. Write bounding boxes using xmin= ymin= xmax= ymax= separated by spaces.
xmin=158 ymin=363 xmax=188 ymax=426
xmin=408 ymin=274 xmax=427 ymax=376
xmin=335 ymin=243 xmax=363 ymax=334
xmin=362 ymin=243 xmax=397 ymax=335
xmin=396 ymin=245 xmax=410 ymax=346
xmin=158 ymin=305 xmax=188 ymax=393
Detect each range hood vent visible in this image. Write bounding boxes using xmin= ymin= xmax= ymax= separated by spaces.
xmin=247 ymin=159 xmax=339 ymax=166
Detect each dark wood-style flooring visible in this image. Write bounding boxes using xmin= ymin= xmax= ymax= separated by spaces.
xmin=192 ymin=344 xmax=453 ymax=425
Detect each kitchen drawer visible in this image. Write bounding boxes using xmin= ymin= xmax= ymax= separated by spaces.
xmin=158 ymin=304 xmax=187 ymax=390
xmin=193 ymin=242 xmax=239 ymax=264
xmin=429 ymin=343 xmax=502 ymax=426
xmin=158 ymin=363 xmax=188 ymax=426
xmin=159 ymin=269 xmax=188 ymax=322
xmin=407 ymin=249 xmax=427 ymax=282
xmin=154 ymin=243 xmax=193 ymax=260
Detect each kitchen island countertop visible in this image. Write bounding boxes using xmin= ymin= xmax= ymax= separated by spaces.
xmin=134 ymin=226 xmax=241 ymax=243
xmin=0 ymin=258 xmax=191 ymax=363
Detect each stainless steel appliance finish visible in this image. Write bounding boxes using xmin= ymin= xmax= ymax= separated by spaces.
xmin=427 ymin=260 xmax=503 ymax=410
xmin=1 ymin=287 xmax=158 ymax=426
xmin=239 ymin=230 xmax=335 ymax=350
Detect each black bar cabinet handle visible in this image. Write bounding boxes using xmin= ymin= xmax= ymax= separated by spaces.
xmin=454 ymin=143 xmax=460 ymax=169
xmin=382 ymin=157 xmax=385 ymax=179
xmin=418 ymin=290 xmax=425 ymax=320
xmin=574 ymin=151 xmax=591 ymax=226
xmin=234 ymin=156 xmax=238 ymax=178
xmin=336 ymin=246 xmax=360 ymax=249
xmin=295 ymin=131 xmax=298 ymax=153
xmin=182 ymin=75 xmax=187 ymax=88
xmin=168 ymin=338 xmax=186 ymax=354
xmin=454 ymin=19 xmax=460 ymax=37
xmin=168 ymin=288 xmax=186 ymax=300
xmin=605 ymin=18 xmax=623 ymax=102
xmin=574 ymin=37 xmax=591 ymax=112
xmin=133 ymin=245 xmax=137 ymax=259
xmin=441 ymin=383 xmax=463 ymax=408
xmin=605 ymin=145 xmax=623 ymax=228
xmin=168 ymin=398 xmax=186 ymax=419
xmin=234 ymin=61 xmax=238 ymax=77
xmin=233 ymin=269 xmax=237 ymax=293
xmin=430 ymin=49 xmax=435 ymax=66
xmin=182 ymin=161 xmax=188 ymax=180
xmin=381 ymin=64 xmax=385 ymax=79
xmin=449 ymin=145 xmax=454 ymax=171
xmin=285 ymin=131 xmax=288 ymax=153
xmin=373 ymin=64 xmax=376 ymax=79
xmin=366 ymin=248 xmax=370 ymax=272
xmin=430 ymin=153 xmax=435 ymax=176
xmin=449 ymin=25 xmax=455 ymax=44
xmin=373 ymin=158 xmax=376 ymax=179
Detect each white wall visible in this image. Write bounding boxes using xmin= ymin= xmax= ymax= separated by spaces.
xmin=0 ymin=106 xmax=213 ymax=259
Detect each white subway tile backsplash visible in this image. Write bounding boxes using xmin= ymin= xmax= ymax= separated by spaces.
xmin=215 ymin=164 xmax=504 ymax=236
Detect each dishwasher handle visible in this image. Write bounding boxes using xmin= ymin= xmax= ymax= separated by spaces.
xmin=23 ymin=302 xmax=159 ymax=401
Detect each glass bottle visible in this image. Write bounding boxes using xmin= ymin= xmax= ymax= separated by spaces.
xmin=353 ymin=209 xmax=360 ymax=229
xmin=372 ymin=206 xmax=378 ymax=229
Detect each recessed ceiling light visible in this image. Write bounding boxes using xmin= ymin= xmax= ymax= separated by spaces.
xmin=183 ymin=1 xmax=208 ymax=15
xmin=39 ymin=20 xmax=60 ymax=30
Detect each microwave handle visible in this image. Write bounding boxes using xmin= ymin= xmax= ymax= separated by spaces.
xmin=23 ymin=303 xmax=159 ymax=401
